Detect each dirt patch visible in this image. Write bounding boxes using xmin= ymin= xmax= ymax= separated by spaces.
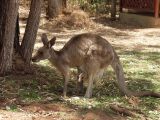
xmin=22 ymin=103 xmax=73 ymax=112
xmin=0 ymin=102 xmax=124 ymax=120
xmin=84 ymin=111 xmax=114 ymax=120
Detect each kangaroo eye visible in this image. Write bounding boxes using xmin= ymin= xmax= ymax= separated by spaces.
xmin=39 ymin=51 xmax=43 ymax=55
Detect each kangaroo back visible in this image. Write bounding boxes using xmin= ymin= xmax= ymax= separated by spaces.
xmin=56 ymin=33 xmax=115 ymax=68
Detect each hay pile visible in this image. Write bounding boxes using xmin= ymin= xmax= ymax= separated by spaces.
xmin=52 ymin=10 xmax=94 ymax=29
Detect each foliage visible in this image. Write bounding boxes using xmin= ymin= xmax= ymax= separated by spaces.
xmin=68 ymin=0 xmax=113 ymax=15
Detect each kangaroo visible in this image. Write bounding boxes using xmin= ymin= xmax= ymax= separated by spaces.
xmin=32 ymin=33 xmax=160 ymax=98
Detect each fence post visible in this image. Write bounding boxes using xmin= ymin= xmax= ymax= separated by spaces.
xmin=154 ymin=0 xmax=159 ymax=18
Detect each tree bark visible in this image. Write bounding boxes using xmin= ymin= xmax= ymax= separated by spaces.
xmin=111 ymin=0 xmax=116 ymax=20
xmin=47 ymin=0 xmax=63 ymax=18
xmin=0 ymin=0 xmax=19 ymax=76
xmin=62 ymin=0 xmax=67 ymax=8
xmin=21 ymin=0 xmax=42 ymax=65
xmin=14 ymin=14 xmax=21 ymax=54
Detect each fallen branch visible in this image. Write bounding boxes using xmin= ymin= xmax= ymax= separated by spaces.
xmin=109 ymin=104 xmax=147 ymax=120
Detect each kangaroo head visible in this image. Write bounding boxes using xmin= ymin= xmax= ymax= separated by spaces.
xmin=32 ymin=33 xmax=56 ymax=62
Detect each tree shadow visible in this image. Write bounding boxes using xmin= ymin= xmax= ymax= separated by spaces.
xmin=92 ymin=15 xmax=155 ymax=30
xmin=144 ymin=31 xmax=160 ymax=37
xmin=0 ymin=63 xmax=125 ymax=119
xmin=0 ymin=53 xmax=159 ymax=119
xmin=93 ymin=27 xmax=131 ymax=38
xmin=93 ymin=72 xmax=158 ymax=96
xmin=118 ymin=50 xmax=160 ymax=64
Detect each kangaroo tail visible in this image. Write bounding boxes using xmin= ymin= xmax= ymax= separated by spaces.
xmin=111 ymin=49 xmax=160 ymax=98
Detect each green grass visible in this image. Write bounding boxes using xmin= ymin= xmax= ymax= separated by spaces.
xmin=5 ymin=104 xmax=18 ymax=112
xmin=19 ymin=89 xmax=41 ymax=102
xmin=63 ymin=50 xmax=160 ymax=119
xmin=1 ymin=50 xmax=160 ymax=119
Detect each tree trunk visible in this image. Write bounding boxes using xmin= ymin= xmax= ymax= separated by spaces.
xmin=14 ymin=14 xmax=21 ymax=54
xmin=62 ymin=0 xmax=67 ymax=8
xmin=0 ymin=0 xmax=19 ymax=76
xmin=47 ymin=0 xmax=63 ymax=18
xmin=111 ymin=0 xmax=116 ymax=20
xmin=21 ymin=0 xmax=42 ymax=65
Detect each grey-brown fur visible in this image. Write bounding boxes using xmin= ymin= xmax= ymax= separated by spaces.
xmin=32 ymin=33 xmax=160 ymax=98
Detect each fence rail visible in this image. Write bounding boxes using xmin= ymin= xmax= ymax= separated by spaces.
xmin=120 ymin=0 xmax=154 ymax=10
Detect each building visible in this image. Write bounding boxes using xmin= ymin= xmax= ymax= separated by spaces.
xmin=120 ymin=0 xmax=160 ymax=27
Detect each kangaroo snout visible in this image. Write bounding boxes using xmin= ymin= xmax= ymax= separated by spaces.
xmin=32 ymin=57 xmax=38 ymax=62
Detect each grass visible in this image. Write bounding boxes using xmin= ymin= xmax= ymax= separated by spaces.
xmin=0 ymin=49 xmax=160 ymax=119
xmin=19 ymin=89 xmax=41 ymax=102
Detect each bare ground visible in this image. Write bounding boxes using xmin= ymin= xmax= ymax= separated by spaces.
xmin=0 ymin=101 xmax=125 ymax=120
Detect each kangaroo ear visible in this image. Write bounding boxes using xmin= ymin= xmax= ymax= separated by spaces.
xmin=41 ymin=33 xmax=48 ymax=45
xmin=48 ymin=36 xmax=56 ymax=48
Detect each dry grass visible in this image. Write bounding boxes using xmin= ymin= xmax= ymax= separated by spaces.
xmin=48 ymin=10 xmax=94 ymax=29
